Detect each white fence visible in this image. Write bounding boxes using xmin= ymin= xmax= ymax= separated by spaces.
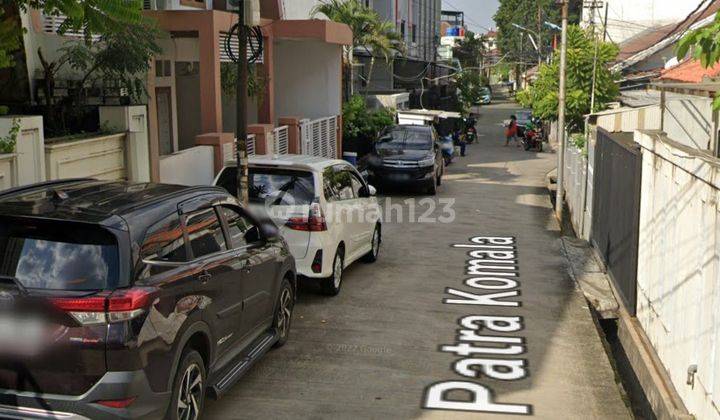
xmin=300 ymin=116 xmax=338 ymax=159
xmin=563 ymin=143 xmax=589 ymax=238
xmin=223 ymin=134 xmax=256 ymax=164
xmin=273 ymin=125 xmax=289 ymax=155
xmin=635 ymin=131 xmax=720 ymax=420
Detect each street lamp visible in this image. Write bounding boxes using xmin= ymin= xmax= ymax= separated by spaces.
xmin=544 ymin=21 xmax=561 ymax=31
xmin=511 ymin=23 xmax=542 ymax=65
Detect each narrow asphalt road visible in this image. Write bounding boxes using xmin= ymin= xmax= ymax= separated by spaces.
xmin=205 ymin=102 xmax=631 ymax=419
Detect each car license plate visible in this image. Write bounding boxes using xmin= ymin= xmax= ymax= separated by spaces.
xmin=0 ymin=316 xmax=46 ymax=356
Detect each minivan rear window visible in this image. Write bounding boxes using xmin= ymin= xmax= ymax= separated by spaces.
xmin=0 ymin=221 xmax=119 ymax=291
xmin=217 ymin=167 xmax=315 ymax=206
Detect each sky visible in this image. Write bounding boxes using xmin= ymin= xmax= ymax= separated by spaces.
xmin=442 ymin=0 xmax=501 ymax=34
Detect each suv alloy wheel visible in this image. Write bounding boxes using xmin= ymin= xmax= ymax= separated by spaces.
xmin=322 ymin=249 xmax=344 ymax=296
xmin=168 ymin=350 xmax=206 ymax=420
xmin=273 ymin=279 xmax=294 ymax=347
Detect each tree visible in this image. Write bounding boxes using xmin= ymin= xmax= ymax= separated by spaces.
xmin=313 ymin=0 xmax=404 ymax=97
xmin=0 ymin=9 xmax=21 ymax=69
xmin=361 ymin=18 xmax=404 ymax=94
xmin=677 ymin=11 xmax=720 ymax=109
xmin=516 ymin=25 xmax=619 ymax=132
xmin=455 ymin=71 xmax=488 ymax=115
xmin=454 ymin=31 xmax=486 ymax=70
xmin=15 ymin=0 xmax=144 ymax=42
xmin=36 ymin=23 xmax=161 ymax=136
xmin=494 ymin=0 xmax=581 ymax=81
xmin=0 ymin=0 xmax=146 ymax=68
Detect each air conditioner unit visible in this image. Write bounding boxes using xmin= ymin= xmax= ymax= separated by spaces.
xmin=226 ymin=0 xmax=260 ymax=26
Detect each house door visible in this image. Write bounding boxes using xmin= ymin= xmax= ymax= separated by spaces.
xmin=156 ymin=87 xmax=173 ymax=155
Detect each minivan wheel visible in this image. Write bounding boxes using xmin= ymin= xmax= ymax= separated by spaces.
xmin=362 ymin=224 xmax=381 ymax=263
xmin=426 ymin=175 xmax=437 ymax=195
xmin=273 ymin=279 xmax=294 ymax=348
xmin=321 ymin=249 xmax=344 ymax=296
xmin=167 ymin=350 xmax=206 ymax=420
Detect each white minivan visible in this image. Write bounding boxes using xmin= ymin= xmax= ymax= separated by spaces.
xmin=214 ymin=155 xmax=382 ymax=295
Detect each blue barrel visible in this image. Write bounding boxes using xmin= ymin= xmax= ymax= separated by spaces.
xmin=343 ymin=152 xmax=358 ymax=166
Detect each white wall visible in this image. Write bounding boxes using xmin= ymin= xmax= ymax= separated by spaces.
xmin=0 ymin=116 xmax=45 ymax=186
xmin=280 ymin=0 xmax=325 ymax=19
xmin=159 ymin=145 xmax=215 ymax=185
xmin=274 ymin=40 xmax=342 ymax=122
xmin=584 ymin=0 xmax=699 ymax=44
xmin=663 ymin=94 xmax=718 ymax=153
xmin=635 ymin=130 xmax=720 ymax=420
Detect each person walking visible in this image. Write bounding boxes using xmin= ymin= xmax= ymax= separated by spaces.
xmin=505 ymin=115 xmax=519 ymax=147
xmin=453 ymin=129 xmax=466 ymax=157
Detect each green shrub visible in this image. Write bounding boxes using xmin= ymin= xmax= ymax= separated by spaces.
xmin=0 ymin=118 xmax=20 ymax=154
xmin=342 ymin=95 xmax=395 ymax=145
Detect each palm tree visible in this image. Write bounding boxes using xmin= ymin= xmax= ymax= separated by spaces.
xmin=312 ymin=0 xmax=404 ymax=97
xmin=361 ymin=18 xmax=405 ymax=94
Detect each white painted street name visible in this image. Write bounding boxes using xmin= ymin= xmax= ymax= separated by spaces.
xmin=423 ymin=236 xmax=532 ymax=415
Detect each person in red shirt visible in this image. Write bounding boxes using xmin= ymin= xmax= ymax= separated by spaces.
xmin=505 ymin=115 xmax=519 ymax=147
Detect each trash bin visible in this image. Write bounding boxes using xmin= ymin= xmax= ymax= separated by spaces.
xmin=343 ymin=152 xmax=358 ymax=166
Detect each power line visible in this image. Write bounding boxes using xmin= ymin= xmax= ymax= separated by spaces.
xmin=621 ymin=0 xmax=715 ymax=55
xmin=442 ymin=0 xmax=493 ymax=33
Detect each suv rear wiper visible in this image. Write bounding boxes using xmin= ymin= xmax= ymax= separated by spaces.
xmin=0 ymin=275 xmax=28 ymax=295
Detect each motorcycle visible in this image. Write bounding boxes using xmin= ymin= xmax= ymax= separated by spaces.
xmin=464 ymin=118 xmax=478 ymax=144
xmin=522 ymin=124 xmax=544 ymax=152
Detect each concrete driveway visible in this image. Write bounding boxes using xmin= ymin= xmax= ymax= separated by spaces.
xmin=205 ymin=102 xmax=631 ymax=419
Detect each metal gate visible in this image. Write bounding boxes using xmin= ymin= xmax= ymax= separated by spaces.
xmin=590 ymin=128 xmax=642 ymax=315
xmin=300 ymin=116 xmax=338 ymax=159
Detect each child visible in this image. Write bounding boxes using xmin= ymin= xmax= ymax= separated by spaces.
xmin=505 ymin=115 xmax=518 ymax=147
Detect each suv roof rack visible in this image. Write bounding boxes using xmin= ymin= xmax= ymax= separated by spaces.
xmin=111 ymin=185 xmax=228 ymax=215
xmin=0 ymin=178 xmax=96 ymax=200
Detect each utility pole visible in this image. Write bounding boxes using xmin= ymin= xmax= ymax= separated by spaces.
xmin=537 ymin=2 xmax=543 ymax=67
xmin=555 ymin=0 xmax=568 ymax=221
xmin=603 ymin=2 xmax=609 ymax=42
xmin=589 ymin=0 xmax=600 ymax=114
xmin=236 ymin=0 xmax=249 ymax=205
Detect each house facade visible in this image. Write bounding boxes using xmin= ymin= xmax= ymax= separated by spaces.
xmin=0 ymin=0 xmax=351 ymax=186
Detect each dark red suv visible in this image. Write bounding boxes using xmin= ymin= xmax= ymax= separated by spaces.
xmin=0 ymin=179 xmax=296 ymax=419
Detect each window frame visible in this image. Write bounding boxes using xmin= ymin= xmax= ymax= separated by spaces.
xmin=325 ymin=165 xmax=358 ymax=202
xmin=181 ymin=206 xmax=230 ymax=261
xmin=140 ymin=211 xmax=191 ymax=264
xmin=216 ymin=204 xmax=264 ymax=251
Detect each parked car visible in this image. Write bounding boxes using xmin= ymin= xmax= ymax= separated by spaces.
xmin=476 ymin=86 xmax=492 ymax=105
xmin=0 ymin=179 xmax=296 ymax=420
xmin=361 ymin=125 xmax=445 ymax=195
xmin=214 ymin=155 xmax=382 ymax=296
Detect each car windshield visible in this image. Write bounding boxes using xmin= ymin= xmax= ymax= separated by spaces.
xmin=376 ymin=127 xmax=433 ymax=150
xmin=480 ymin=87 xmax=491 ymax=95
xmin=0 ymin=220 xmax=119 ymax=291
xmin=216 ymin=167 xmax=316 ymax=206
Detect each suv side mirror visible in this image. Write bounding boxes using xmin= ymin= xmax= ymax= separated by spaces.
xmin=359 ymin=185 xmax=377 ymax=198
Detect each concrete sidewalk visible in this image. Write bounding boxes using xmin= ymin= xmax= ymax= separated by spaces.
xmin=205 ymin=103 xmax=631 ymax=419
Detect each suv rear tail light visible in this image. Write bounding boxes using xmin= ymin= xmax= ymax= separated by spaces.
xmin=285 ymin=202 xmax=327 ymax=232
xmin=51 ymin=287 xmax=158 ymax=326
